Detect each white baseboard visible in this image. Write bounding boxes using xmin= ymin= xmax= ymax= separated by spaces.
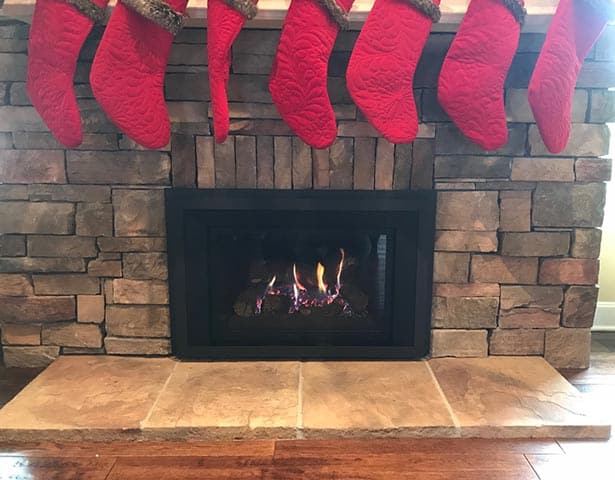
xmin=593 ymin=302 xmax=615 ymax=331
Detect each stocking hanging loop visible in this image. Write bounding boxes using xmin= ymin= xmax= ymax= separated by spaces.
xmin=65 ymin=0 xmax=107 ymax=23
xmin=502 ymin=0 xmax=526 ymax=24
xmin=121 ymin=0 xmax=185 ymax=34
xmin=222 ymin=0 xmax=258 ymax=19
xmin=405 ymin=0 xmax=441 ymax=23
xmin=318 ymin=0 xmax=351 ymax=29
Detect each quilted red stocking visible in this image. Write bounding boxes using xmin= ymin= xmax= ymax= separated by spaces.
xmin=269 ymin=0 xmax=354 ymax=149
xmin=437 ymin=0 xmax=526 ymax=151
xmin=27 ymin=0 xmax=108 ymax=147
xmin=90 ymin=0 xmax=188 ymax=149
xmin=528 ymin=0 xmax=613 ymax=153
xmin=346 ymin=0 xmax=441 ymax=144
xmin=208 ymin=0 xmax=258 ymax=143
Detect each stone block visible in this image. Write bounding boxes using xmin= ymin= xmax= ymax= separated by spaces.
xmin=227 ymin=74 xmax=271 ymax=103
xmin=196 ymin=136 xmax=215 ymax=188
xmin=12 ymin=132 xmax=118 ymax=150
xmin=501 ymin=232 xmax=570 ymax=257
xmin=562 ymin=286 xmax=598 ymax=328
xmin=329 ymin=138 xmax=353 ymax=189
xmin=529 ymin=124 xmax=609 ymax=157
xmin=105 ymin=305 xmax=170 ymax=337
xmin=572 ymin=229 xmax=602 ymax=259
xmin=1 ymin=324 xmax=41 ymax=345
xmin=87 ymin=259 xmax=122 ymax=277
xmin=511 ymin=158 xmax=574 ymax=182
xmin=393 ymin=143 xmax=412 ymax=190
xmin=539 ymin=258 xmax=599 ymax=285
xmin=0 ymin=150 xmax=66 ymax=183
xmin=432 ymin=296 xmax=498 ymax=328
xmin=169 ymin=44 xmax=206 ymax=65
xmin=0 ymin=202 xmax=74 ymax=234
xmin=0 ymin=106 xmax=47 ymax=132
xmin=490 ymin=329 xmax=545 ymax=355
xmin=500 ymin=286 xmax=563 ymax=310
xmin=433 ymin=283 xmax=500 ymax=297
xmin=123 ymin=253 xmax=168 ymax=280
xmin=594 ymin=26 xmax=615 ymax=61
xmin=434 ymin=156 xmax=511 ymax=179
xmin=42 ymin=323 xmax=102 ymax=348
xmin=433 ymin=252 xmax=470 ymax=283
xmin=436 ymin=123 xmax=527 ymax=156
xmin=434 ymin=231 xmax=498 ymax=252
xmin=575 ymin=157 xmax=612 ymax=182
xmin=533 ymin=183 xmax=606 ymax=228
xmin=498 ymin=308 xmax=561 ymax=329
xmin=292 ymin=137 xmax=312 ymax=190
xmin=104 ymin=337 xmax=171 ymax=355
xmin=577 ymin=61 xmax=615 ymax=89
xmin=171 ymin=133 xmax=197 ymax=188
xmin=112 ymin=279 xmax=169 ymax=305
xmin=499 ymin=191 xmax=531 ymax=232
xmin=0 ymin=52 xmax=27 ymax=80
xmin=589 ymin=90 xmax=615 ymax=123
xmin=0 ymin=274 xmax=33 ymax=296
xmin=471 ymin=256 xmax=538 ymax=284
xmin=76 ymin=203 xmax=113 ymax=237
xmin=506 ymin=88 xmax=587 ymax=123
xmin=0 ymin=185 xmax=28 ymax=200
xmin=27 ymin=185 xmax=111 ymax=203
xmin=77 ymin=295 xmax=105 ymax=324
xmin=28 ymin=236 xmax=97 ymax=258
xmin=67 ymin=151 xmax=171 ymax=185
xmin=431 ymin=330 xmax=488 ymax=358
xmin=436 ymin=191 xmax=499 ymax=231
xmin=113 ymin=189 xmax=166 ymax=237
xmin=97 ymin=237 xmax=167 ymax=252
xmin=0 ymin=235 xmax=25 ymax=257
xmin=0 ymin=296 xmax=75 ymax=322
xmin=544 ymin=328 xmax=591 ymax=369
xmin=2 ymin=346 xmax=59 ymax=368
xmin=0 ymin=257 xmax=85 ymax=273
xmin=33 ymin=274 xmax=100 ymax=295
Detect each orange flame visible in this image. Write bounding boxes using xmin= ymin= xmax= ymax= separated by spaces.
xmin=293 ymin=264 xmax=307 ymax=291
xmin=336 ymin=248 xmax=345 ymax=290
xmin=316 ymin=262 xmax=327 ymax=294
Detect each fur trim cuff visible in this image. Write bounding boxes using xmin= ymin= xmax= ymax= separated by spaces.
xmin=502 ymin=0 xmax=526 ymax=24
xmin=580 ymin=0 xmax=615 ymax=20
xmin=65 ymin=0 xmax=106 ymax=23
xmin=121 ymin=0 xmax=185 ymax=35
xmin=406 ymin=0 xmax=441 ymax=22
xmin=318 ymin=0 xmax=350 ymax=29
xmin=223 ymin=0 xmax=258 ymax=19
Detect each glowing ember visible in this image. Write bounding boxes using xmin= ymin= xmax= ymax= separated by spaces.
xmin=254 ymin=248 xmax=351 ymax=316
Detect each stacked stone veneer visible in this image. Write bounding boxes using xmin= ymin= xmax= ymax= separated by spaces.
xmin=0 ymin=20 xmax=613 ymax=368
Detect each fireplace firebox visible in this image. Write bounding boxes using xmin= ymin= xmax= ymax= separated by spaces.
xmin=166 ymin=190 xmax=436 ymax=359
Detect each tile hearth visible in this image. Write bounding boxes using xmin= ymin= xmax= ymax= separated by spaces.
xmin=0 ymin=356 xmax=609 ymax=442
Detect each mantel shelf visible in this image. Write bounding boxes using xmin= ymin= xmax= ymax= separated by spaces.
xmin=1 ymin=0 xmax=558 ymax=32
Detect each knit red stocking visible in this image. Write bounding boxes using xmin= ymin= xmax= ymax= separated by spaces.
xmin=437 ymin=0 xmax=525 ymax=151
xmin=208 ymin=0 xmax=258 ymax=143
xmin=269 ymin=0 xmax=354 ymax=149
xmin=528 ymin=0 xmax=613 ymax=153
xmin=27 ymin=0 xmax=108 ymax=147
xmin=346 ymin=0 xmax=441 ymax=144
xmin=90 ymin=0 xmax=188 ymax=149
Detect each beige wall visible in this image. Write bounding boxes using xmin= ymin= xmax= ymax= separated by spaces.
xmin=598 ymin=124 xmax=615 ymax=303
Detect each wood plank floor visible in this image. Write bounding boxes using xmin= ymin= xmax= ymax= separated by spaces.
xmin=0 ymin=334 xmax=613 ymax=480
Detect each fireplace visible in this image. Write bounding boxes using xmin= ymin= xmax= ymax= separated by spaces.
xmin=166 ymin=190 xmax=435 ymax=359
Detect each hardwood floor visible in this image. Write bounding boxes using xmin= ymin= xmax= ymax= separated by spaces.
xmin=0 ymin=334 xmax=613 ymax=479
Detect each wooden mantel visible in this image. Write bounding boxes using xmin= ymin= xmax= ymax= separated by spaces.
xmin=1 ymin=0 xmax=558 ymax=32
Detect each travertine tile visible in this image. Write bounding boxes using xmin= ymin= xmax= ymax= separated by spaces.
xmin=0 ymin=356 xmax=175 ymax=441
xmin=301 ymin=361 xmax=456 ymax=437
xmin=429 ymin=356 xmax=610 ymax=438
xmin=143 ymin=362 xmax=299 ymax=439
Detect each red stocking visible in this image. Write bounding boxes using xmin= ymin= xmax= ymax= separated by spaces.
xmin=528 ymin=0 xmax=613 ymax=153
xmin=208 ymin=0 xmax=258 ymax=143
xmin=347 ymin=0 xmax=441 ymax=144
xmin=27 ymin=0 xmax=108 ymax=147
xmin=437 ymin=0 xmax=525 ymax=151
xmin=269 ymin=0 xmax=354 ymax=149
xmin=90 ymin=0 xmax=188 ymax=149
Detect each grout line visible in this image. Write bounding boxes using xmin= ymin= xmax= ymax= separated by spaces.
xmin=296 ymin=362 xmax=304 ymax=439
xmin=141 ymin=361 xmax=179 ymax=428
xmin=426 ymin=360 xmax=461 ymax=430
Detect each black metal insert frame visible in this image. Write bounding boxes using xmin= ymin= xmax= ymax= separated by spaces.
xmin=166 ymin=189 xmax=436 ymax=360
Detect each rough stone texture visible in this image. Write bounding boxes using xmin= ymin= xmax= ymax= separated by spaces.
xmin=0 ymin=274 xmax=33 ymax=296
xmin=575 ymin=158 xmax=612 ymax=182
xmin=0 ymin=235 xmax=26 ymax=257
xmin=33 ymin=274 xmax=100 ymax=295
xmin=87 ymin=259 xmax=122 ymax=277
xmin=434 ymin=231 xmax=498 ymax=252
xmin=436 ymin=192 xmax=499 ymax=231
xmin=76 ymin=203 xmax=113 ymax=237
xmin=506 ymin=88 xmax=587 ymax=123
xmin=490 ymin=329 xmax=545 ymax=355
xmin=471 ymin=256 xmax=538 ymax=284
xmin=0 ymin=258 xmax=85 ymax=273
xmin=28 ymin=184 xmax=111 ymax=203
xmin=510 ymin=158 xmax=574 ymax=182
xmin=123 ymin=253 xmax=168 ymax=280
xmin=0 ymin=150 xmax=66 ymax=183
xmin=435 ymin=157 xmax=511 ymax=179
xmin=104 ymin=337 xmax=171 ymax=355
xmin=0 ymin=296 xmax=75 ymax=322
xmin=499 ymin=191 xmax=531 ymax=232
xmin=498 ymin=308 xmax=561 ymax=329
xmin=97 ymin=237 xmax=167 ymax=253
xmin=544 ymin=328 xmax=591 ymax=369
xmin=562 ymin=286 xmax=599 ymax=328
xmin=2 ymin=346 xmax=60 ymax=367
xmin=113 ymin=190 xmax=166 ymax=237
xmin=0 ymin=202 xmax=74 ymax=234
xmin=42 ymin=323 xmax=103 ymax=348
xmin=433 ymin=252 xmax=469 ymax=283
xmin=105 ymin=306 xmax=170 ymax=337
xmin=500 ymin=286 xmax=563 ymax=310
xmin=1 ymin=324 xmax=41 ymax=345
xmin=589 ymin=90 xmax=615 ymax=123
xmin=432 ymin=297 xmax=498 ymax=329
xmin=434 ymin=283 xmax=500 ymax=297
xmin=529 ymin=124 xmax=610 ymax=157
xmin=539 ymin=259 xmax=599 ymax=286
xmin=571 ymin=229 xmax=602 ymax=259
xmin=112 ymin=279 xmax=169 ymax=305
xmin=501 ymin=232 xmax=570 ymax=257
xmin=27 ymin=236 xmax=97 ymax=258
xmin=77 ymin=295 xmax=105 ymax=324
xmin=533 ymin=183 xmax=606 ymax=228
xmin=431 ymin=330 xmax=488 ymax=358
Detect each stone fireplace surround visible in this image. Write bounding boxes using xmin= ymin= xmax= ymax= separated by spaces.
xmin=0 ymin=19 xmax=612 ymax=369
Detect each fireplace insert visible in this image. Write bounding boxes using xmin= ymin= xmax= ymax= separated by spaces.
xmin=166 ymin=190 xmax=435 ymax=359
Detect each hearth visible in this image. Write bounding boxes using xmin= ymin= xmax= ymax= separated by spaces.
xmin=166 ymin=190 xmax=435 ymax=359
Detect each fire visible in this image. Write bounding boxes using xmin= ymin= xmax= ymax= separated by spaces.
xmin=316 ymin=263 xmax=327 ymax=294
xmin=293 ymin=264 xmax=307 ymax=291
